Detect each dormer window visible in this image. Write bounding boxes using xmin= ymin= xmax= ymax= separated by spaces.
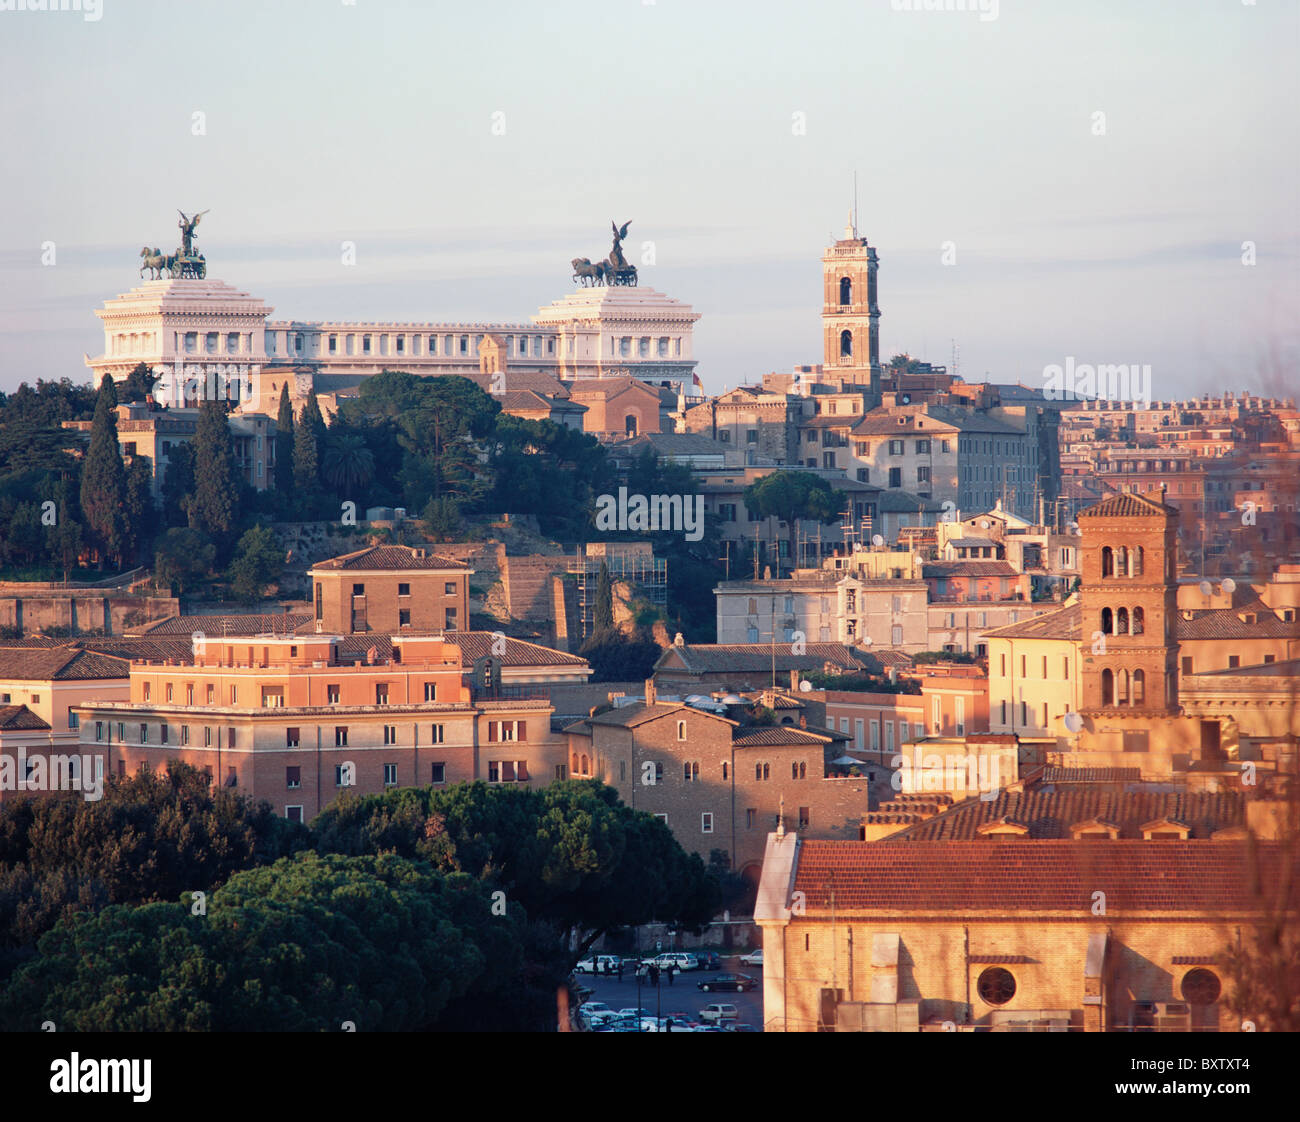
xmin=1140 ymin=817 xmax=1191 ymax=840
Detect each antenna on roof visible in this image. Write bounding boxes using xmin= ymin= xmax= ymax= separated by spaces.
xmin=853 ymin=170 xmax=859 ymax=234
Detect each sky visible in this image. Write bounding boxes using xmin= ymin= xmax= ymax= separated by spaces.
xmin=1 ymin=0 xmax=1297 ymax=400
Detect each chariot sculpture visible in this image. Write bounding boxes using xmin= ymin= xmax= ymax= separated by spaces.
xmin=138 ymin=209 xmax=209 ymax=279
xmin=571 ymin=220 xmax=638 ymax=287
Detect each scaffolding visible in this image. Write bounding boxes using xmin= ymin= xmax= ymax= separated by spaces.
xmin=571 ymin=547 xmax=669 ymax=640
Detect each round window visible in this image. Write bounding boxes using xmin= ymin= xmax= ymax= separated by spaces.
xmin=1181 ymin=968 xmax=1221 ymax=1005
xmin=977 ymin=966 xmax=1016 ymax=1006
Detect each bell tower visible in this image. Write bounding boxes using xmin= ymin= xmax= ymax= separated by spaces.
xmin=1076 ymin=490 xmax=1180 ymax=717
xmin=822 ymin=214 xmax=880 ymax=402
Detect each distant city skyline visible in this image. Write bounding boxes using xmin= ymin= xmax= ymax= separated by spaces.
xmin=1 ymin=0 xmax=1296 ymax=399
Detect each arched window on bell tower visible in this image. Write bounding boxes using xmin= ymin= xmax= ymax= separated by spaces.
xmin=1101 ymin=607 xmax=1114 ymax=634
xmin=840 ymin=329 xmax=853 ymax=359
xmin=1132 ymin=669 xmax=1145 ymax=705
xmin=1101 ymin=547 xmax=1114 ymax=578
xmin=1116 ymin=546 xmax=1128 ymax=577
xmin=1117 ymin=669 xmax=1130 ymax=705
xmin=1132 ymin=606 xmax=1144 ymax=634
xmin=840 ymin=276 xmax=852 ymax=306
xmin=1133 ymin=546 xmax=1145 ymax=576
xmin=1116 ymin=607 xmax=1129 ymax=634
xmin=1101 ymin=669 xmax=1114 ymax=706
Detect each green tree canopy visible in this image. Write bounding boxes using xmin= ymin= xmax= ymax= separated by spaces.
xmin=189 ymin=399 xmax=239 ymax=545
xmin=227 ymin=524 xmax=284 ymax=602
xmin=743 ymin=470 xmax=842 ymax=575
xmin=274 ymin=382 xmax=294 ymax=494
xmin=78 ymin=378 xmax=127 ymax=566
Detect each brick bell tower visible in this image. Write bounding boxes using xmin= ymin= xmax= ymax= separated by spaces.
xmin=822 ymin=214 xmax=880 ymax=403
xmin=1076 ymin=489 xmax=1181 ymax=717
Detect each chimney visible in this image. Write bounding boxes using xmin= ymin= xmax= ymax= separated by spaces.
xmin=645 ymin=678 xmax=657 ymax=706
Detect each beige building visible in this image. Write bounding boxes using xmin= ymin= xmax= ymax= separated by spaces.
xmin=756 ymin=833 xmax=1285 ymax=1032
xmin=309 ymin=545 xmax=470 ymax=635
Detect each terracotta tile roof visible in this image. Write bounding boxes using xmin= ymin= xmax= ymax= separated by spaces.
xmin=792 ymin=840 xmax=1289 ymax=912
xmin=1175 ymin=600 xmax=1300 ymax=640
xmin=1078 ymin=491 xmax=1179 ymax=519
xmin=982 ymin=603 xmax=1082 ymax=641
xmin=1040 ymin=767 xmax=1143 ymax=784
xmin=732 ymin=727 xmax=831 ymax=747
xmin=0 ymin=645 xmax=129 ymax=681
xmin=923 ymin=561 xmax=1021 ymax=578
xmin=449 ymin=632 xmax=588 ymax=667
xmin=0 ymin=704 xmax=51 ymax=730
xmin=882 ymin=787 xmax=1244 ymax=842
xmin=655 ymin=642 xmax=870 ymax=675
xmin=137 ymin=612 xmax=311 ymax=637
xmin=311 ymin=545 xmax=469 ymax=571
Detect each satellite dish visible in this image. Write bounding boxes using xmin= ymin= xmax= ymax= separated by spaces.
xmin=901 ymin=393 xmax=912 ymax=404
xmin=1063 ymin=712 xmax=1083 ymax=734
xmin=1222 ymin=578 xmax=1237 ymax=594
xmin=1198 ymin=580 xmax=1213 ymax=596
xmin=798 ymin=679 xmax=813 ymax=693
xmin=861 ymin=636 xmax=873 ymax=647
xmin=871 ymin=534 xmax=884 ymax=547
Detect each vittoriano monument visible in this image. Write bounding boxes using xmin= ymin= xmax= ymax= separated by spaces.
xmin=139 ymin=209 xmax=209 ymax=280
xmin=571 ymin=219 xmax=639 ymax=287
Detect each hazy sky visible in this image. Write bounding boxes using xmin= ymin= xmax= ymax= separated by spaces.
xmin=2 ymin=0 xmax=1296 ymax=400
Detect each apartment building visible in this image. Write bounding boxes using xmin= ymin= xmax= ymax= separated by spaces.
xmin=564 ymin=682 xmax=871 ymax=877
xmin=309 ymin=544 xmax=470 ymax=634
xmin=74 ymin=634 xmax=562 ymax=821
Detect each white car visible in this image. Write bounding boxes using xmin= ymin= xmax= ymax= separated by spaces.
xmin=739 ymin=948 xmax=763 ymax=966
xmin=698 ymin=1003 xmax=739 ymax=1023
xmin=575 ymin=955 xmax=622 ymax=974
xmin=639 ymin=952 xmax=699 ymax=971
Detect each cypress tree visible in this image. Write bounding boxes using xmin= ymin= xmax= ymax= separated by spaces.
xmin=79 ymin=377 xmax=127 ymax=566
xmin=123 ymin=455 xmax=156 ymax=563
xmin=274 ymin=383 xmax=295 ymax=493
xmin=594 ymin=560 xmax=615 ymax=634
xmin=293 ymin=395 xmax=321 ymax=491
xmin=190 ymin=399 xmax=239 ymax=541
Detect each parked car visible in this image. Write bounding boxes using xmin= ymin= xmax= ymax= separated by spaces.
xmin=698 ymin=1003 xmax=739 ymax=1023
xmin=639 ymin=952 xmax=699 ymax=971
xmin=617 ymin=1007 xmax=656 ymax=1020
xmin=724 ymin=1022 xmax=760 ymax=1032
xmin=575 ymin=955 xmax=623 ymax=975
xmin=739 ymin=949 xmax=764 ymax=966
xmin=697 ymin=951 xmax=721 ymax=970
xmin=697 ymin=972 xmax=757 ymax=993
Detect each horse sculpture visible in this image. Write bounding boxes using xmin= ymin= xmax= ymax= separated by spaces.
xmin=139 ymin=247 xmax=168 ymax=279
xmin=571 ymin=257 xmax=608 ymax=287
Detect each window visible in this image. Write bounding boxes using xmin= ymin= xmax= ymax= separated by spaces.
xmin=181 ymin=725 xmax=190 ymax=745
xmin=445 ymin=608 xmax=457 ymax=630
xmin=430 ymin=723 xmax=445 ymax=744
xmin=746 ymin=808 xmax=757 ymax=829
xmin=722 ymin=762 xmax=728 ymax=780
xmin=977 ymin=967 xmax=1017 ymax=1006
xmin=139 ymin=723 xmax=148 ymax=743
xmin=888 ymin=439 xmax=903 ymax=456
xmin=383 ymin=725 xmax=397 ymax=745
xmin=1000 ymin=654 xmax=1006 ymax=676
xmin=159 ymin=722 xmax=168 ymax=744
xmin=335 ymin=764 xmax=353 ymax=787
xmin=423 ymin=682 xmax=438 ymax=702
xmin=444 ymin=581 xmax=457 ymax=596
xmin=701 ymin=812 xmax=714 ymax=834
xmin=284 ymin=727 xmax=301 ymax=749
xmin=286 ymin=766 xmax=301 ymax=789
xmin=889 ymin=468 xmax=901 ymax=488
xmin=915 ymin=439 xmax=930 ymax=454
xmin=261 ymin=687 xmax=284 ymax=708
xmin=1181 ymin=968 xmax=1222 ymax=1006
xmin=166 ymin=683 xmax=174 ymax=703
xmin=286 ymin=806 xmax=304 ymax=823
xmin=428 ymin=762 xmax=446 ymax=784
xmin=399 ymin=609 xmax=411 ymax=628
xmin=206 ymin=684 xmax=215 ymax=704
xmin=684 ymin=761 xmax=699 ymax=781
xmin=384 ymin=763 xmax=398 ymax=786
xmin=677 ymin=720 xmax=687 ymax=741
xmin=798 ymin=807 xmax=810 ymax=829
xmin=327 ymin=684 xmax=340 ymax=704
xmin=335 ymin=727 xmax=348 ymax=747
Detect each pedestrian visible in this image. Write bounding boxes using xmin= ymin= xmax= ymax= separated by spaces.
xmin=668 ymin=964 xmax=675 ymax=986
xmin=618 ymin=958 xmax=624 ymax=981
